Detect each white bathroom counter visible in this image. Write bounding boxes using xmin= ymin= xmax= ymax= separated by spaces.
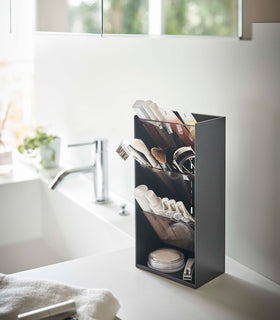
xmin=0 ymin=155 xmax=38 ymax=185
xmin=15 ymin=247 xmax=280 ymax=320
xmin=0 ymin=155 xmax=135 ymax=239
xmin=5 ymin=157 xmax=280 ymax=319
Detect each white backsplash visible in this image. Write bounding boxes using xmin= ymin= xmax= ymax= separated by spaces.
xmin=0 ymin=62 xmax=34 ymax=147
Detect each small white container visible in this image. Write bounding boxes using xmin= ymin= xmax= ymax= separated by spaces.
xmin=148 ymin=248 xmax=185 ymax=273
xmin=39 ymin=137 xmax=61 ymax=168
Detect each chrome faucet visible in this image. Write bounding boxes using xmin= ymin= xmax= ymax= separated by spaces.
xmin=49 ymin=138 xmax=109 ymax=203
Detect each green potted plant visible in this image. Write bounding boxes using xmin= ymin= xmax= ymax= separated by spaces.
xmin=18 ymin=127 xmax=61 ymax=168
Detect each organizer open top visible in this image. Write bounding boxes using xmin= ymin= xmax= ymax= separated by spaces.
xmin=134 ymin=112 xmax=225 ymax=289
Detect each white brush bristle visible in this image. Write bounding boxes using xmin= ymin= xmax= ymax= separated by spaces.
xmin=116 ymin=144 xmax=129 ymax=160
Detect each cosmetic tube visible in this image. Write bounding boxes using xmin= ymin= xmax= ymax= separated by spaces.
xmin=145 ymin=190 xmax=162 ymax=214
xmin=134 ymin=185 xmax=151 ymax=212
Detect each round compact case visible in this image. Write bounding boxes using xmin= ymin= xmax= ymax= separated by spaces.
xmin=147 ymin=248 xmax=185 ymax=273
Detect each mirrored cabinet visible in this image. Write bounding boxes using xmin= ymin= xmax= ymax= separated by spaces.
xmin=103 ymin=0 xmax=240 ymax=36
xmin=35 ymin=0 xmax=241 ymax=37
xmin=36 ymin=0 xmax=102 ymax=34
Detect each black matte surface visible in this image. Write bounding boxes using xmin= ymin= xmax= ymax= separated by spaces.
xmin=195 ymin=116 xmax=225 ymax=288
xmin=134 ymin=114 xmax=225 ymax=289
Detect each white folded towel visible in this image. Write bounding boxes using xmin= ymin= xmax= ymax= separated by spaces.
xmin=0 ymin=273 xmax=120 ymax=320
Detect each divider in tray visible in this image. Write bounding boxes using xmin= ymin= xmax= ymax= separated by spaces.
xmin=136 ymin=164 xmax=194 ymax=211
xmin=139 ymin=117 xmax=195 ymax=151
xmin=135 ymin=116 xmax=195 ymax=177
xmin=142 ymin=210 xmax=194 ymax=252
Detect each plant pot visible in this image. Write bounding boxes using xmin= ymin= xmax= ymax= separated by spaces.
xmin=39 ymin=137 xmax=61 ymax=168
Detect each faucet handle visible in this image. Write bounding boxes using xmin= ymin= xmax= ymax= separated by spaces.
xmin=68 ymin=140 xmax=95 ymax=148
xmin=118 ymin=203 xmax=129 ymax=216
xmin=68 ymin=138 xmax=108 ymax=150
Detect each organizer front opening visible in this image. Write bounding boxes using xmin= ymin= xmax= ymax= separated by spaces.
xmin=134 ymin=114 xmax=196 ymax=286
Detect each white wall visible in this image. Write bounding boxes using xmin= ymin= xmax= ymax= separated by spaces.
xmin=0 ymin=0 xmax=34 ymax=62
xmin=34 ymin=23 xmax=280 ymax=284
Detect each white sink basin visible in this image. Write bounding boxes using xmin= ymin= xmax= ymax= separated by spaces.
xmin=0 ymin=173 xmax=134 ymax=274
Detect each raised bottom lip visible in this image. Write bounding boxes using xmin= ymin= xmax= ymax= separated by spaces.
xmin=147 ymin=261 xmax=185 ymax=273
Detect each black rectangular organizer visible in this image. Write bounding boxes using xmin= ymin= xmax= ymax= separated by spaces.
xmin=134 ymin=113 xmax=225 ymax=289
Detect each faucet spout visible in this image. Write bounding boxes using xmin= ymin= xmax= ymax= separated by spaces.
xmin=49 ymin=137 xmax=109 ymax=204
xmin=49 ymin=165 xmax=94 ymax=190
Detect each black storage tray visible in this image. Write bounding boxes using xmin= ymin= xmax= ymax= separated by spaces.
xmin=134 ymin=113 xmax=225 ymax=289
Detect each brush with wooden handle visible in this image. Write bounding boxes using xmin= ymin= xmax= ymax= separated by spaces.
xmin=132 ymin=139 xmax=161 ymax=169
xmin=151 ymin=147 xmax=172 ymax=171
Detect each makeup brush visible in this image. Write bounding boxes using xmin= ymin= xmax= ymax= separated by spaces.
xmin=151 ymin=147 xmax=172 ymax=171
xmin=116 ymin=140 xmax=151 ymax=167
xmin=132 ymin=139 xmax=161 ymax=169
